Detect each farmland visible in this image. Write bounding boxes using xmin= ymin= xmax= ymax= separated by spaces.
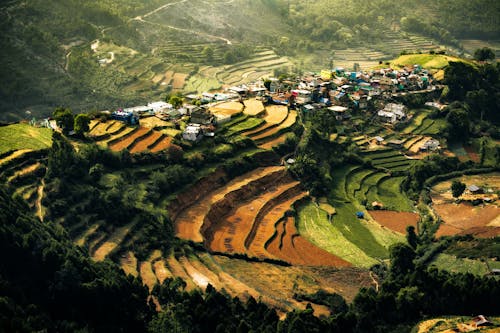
xmin=0 ymin=123 xmax=52 ymax=155
xmin=430 ymin=173 xmax=500 ymax=238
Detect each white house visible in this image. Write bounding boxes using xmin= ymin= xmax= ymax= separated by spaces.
xmin=182 ymin=124 xmax=203 ymax=142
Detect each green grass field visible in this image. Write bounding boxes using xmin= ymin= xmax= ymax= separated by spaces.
xmin=430 ymin=253 xmax=500 ymax=276
xmin=390 ymin=54 xmax=472 ymax=69
xmin=0 ymin=123 xmax=52 ymax=154
xmin=297 ymin=201 xmax=378 ymax=267
xmin=226 ymin=117 xmax=264 ymax=135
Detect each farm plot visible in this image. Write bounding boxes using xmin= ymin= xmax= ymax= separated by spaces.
xmin=225 ymin=117 xmax=264 ymax=136
xmin=92 ymin=222 xmax=135 ymax=261
xmin=430 ymin=253 xmax=500 ymax=276
xmin=369 ymin=211 xmax=419 ymax=234
xmin=297 ymin=201 xmax=379 ymax=268
xmin=258 ymin=134 xmax=288 ymax=150
xmin=172 ymin=73 xmax=189 ymax=90
xmin=174 ymin=166 xmax=284 ymax=242
xmin=264 ymin=105 xmax=289 ymax=124
xmin=243 ymin=99 xmax=265 ymax=116
xmin=251 ymin=110 xmax=297 ymax=142
xmin=139 ymin=116 xmax=174 ymax=128
xmin=149 ymin=136 xmax=174 ymax=153
xmin=129 ymin=131 xmax=163 ymax=153
xmin=109 ymin=127 xmax=150 ymax=151
xmin=98 ymin=126 xmax=136 ymax=146
xmin=207 ymin=180 xmax=301 ymax=254
xmin=209 ymin=101 xmax=244 ymax=117
xmin=434 ymin=203 xmax=500 ymax=238
xmin=0 ymin=123 xmax=52 ymax=155
xmin=266 ymin=216 xmax=351 ymax=267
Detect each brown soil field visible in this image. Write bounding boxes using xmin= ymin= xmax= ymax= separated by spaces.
xmin=431 ymin=173 xmax=500 ymax=203
xmin=129 ymin=131 xmax=163 ymax=153
xmin=120 ymin=251 xmax=138 ymax=277
xmin=369 ymin=211 xmax=420 ymax=234
xmin=248 ymin=192 xmax=308 ymax=258
xmin=140 ymin=261 xmax=158 ymax=290
xmin=109 ymin=127 xmax=150 ymax=151
xmin=268 ymin=217 xmax=351 ymax=267
xmin=264 ymin=105 xmax=288 ymax=124
xmin=434 ymin=203 xmax=500 ymax=237
xmin=139 ymin=116 xmax=174 ymax=128
xmin=162 ymin=70 xmax=174 ymax=85
xmin=209 ymin=102 xmax=244 ymax=117
xmin=213 ymin=255 xmax=373 ymax=305
xmin=149 ymin=136 xmax=173 ymax=153
xmin=92 ymin=223 xmax=133 ymax=261
xmin=208 ymin=181 xmax=300 ymax=254
xmin=243 ymin=99 xmax=265 ymax=116
xmin=258 ymin=134 xmax=288 ymax=150
xmin=172 ymin=73 xmax=188 ymax=90
xmin=175 ymin=166 xmax=284 ymax=242
xmin=153 ymin=259 xmax=172 ymax=285
xmin=151 ymin=73 xmax=164 ymax=84
xmin=100 ymin=127 xmax=135 ymax=145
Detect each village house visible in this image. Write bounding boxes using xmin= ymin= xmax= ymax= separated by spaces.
xmin=419 ymin=138 xmax=440 ymax=152
xmin=182 ymin=124 xmax=203 ymax=142
xmin=328 ymin=105 xmax=350 ymax=120
xmin=377 ymin=103 xmax=407 ymax=123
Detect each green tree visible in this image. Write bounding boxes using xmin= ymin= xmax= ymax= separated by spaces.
xmin=169 ymin=94 xmax=184 ymax=109
xmin=406 ymin=225 xmax=418 ymax=249
xmin=53 ymin=107 xmax=74 ymax=133
xmin=446 ymin=108 xmax=469 ymax=142
xmin=73 ymin=113 xmax=90 ymax=136
xmin=451 ymin=180 xmax=466 ymax=198
xmin=47 ymin=131 xmax=76 ymax=178
xmin=201 ymin=46 xmax=214 ymax=62
xmin=474 ymin=47 xmax=495 ymax=61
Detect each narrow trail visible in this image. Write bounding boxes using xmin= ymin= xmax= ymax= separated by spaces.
xmin=36 ymin=178 xmax=45 ymax=222
xmin=141 ymin=0 xmax=188 ymax=19
xmin=369 ymin=271 xmax=379 ymax=292
xmin=134 ymin=16 xmax=232 ymax=45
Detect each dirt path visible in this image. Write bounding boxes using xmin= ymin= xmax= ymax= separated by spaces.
xmin=36 ymin=178 xmax=45 ymax=222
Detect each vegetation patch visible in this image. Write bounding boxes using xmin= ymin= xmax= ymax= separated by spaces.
xmin=0 ymin=123 xmax=52 ymax=154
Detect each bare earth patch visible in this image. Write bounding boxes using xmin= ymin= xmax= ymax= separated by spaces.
xmin=434 ymin=203 xmax=500 ymax=238
xmin=369 ymin=210 xmax=419 ymax=234
xmin=109 ymin=127 xmax=150 ymax=151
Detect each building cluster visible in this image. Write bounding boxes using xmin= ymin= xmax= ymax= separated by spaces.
xmin=109 ymin=64 xmax=438 ymax=142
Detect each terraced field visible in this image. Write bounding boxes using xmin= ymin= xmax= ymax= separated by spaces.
xmin=0 ymin=123 xmax=52 ymax=155
xmin=239 ymin=106 xmax=296 ymax=150
xmin=362 ymin=149 xmax=416 ymax=173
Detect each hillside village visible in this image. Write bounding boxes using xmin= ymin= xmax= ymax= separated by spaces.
xmin=98 ymin=63 xmax=442 ymax=149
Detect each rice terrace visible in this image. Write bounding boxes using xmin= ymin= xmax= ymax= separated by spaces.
xmin=0 ymin=0 xmax=499 ymax=331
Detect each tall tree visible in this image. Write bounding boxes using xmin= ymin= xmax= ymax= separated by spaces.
xmin=53 ymin=107 xmax=74 ymax=133
xmin=451 ymin=180 xmax=466 ymax=198
xmin=73 ymin=113 xmax=90 ymax=136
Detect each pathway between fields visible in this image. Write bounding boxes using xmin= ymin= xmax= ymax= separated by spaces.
xmin=36 ymin=178 xmax=45 ymax=222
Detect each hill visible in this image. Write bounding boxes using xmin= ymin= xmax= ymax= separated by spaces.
xmin=1 ymin=0 xmax=499 ymax=121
